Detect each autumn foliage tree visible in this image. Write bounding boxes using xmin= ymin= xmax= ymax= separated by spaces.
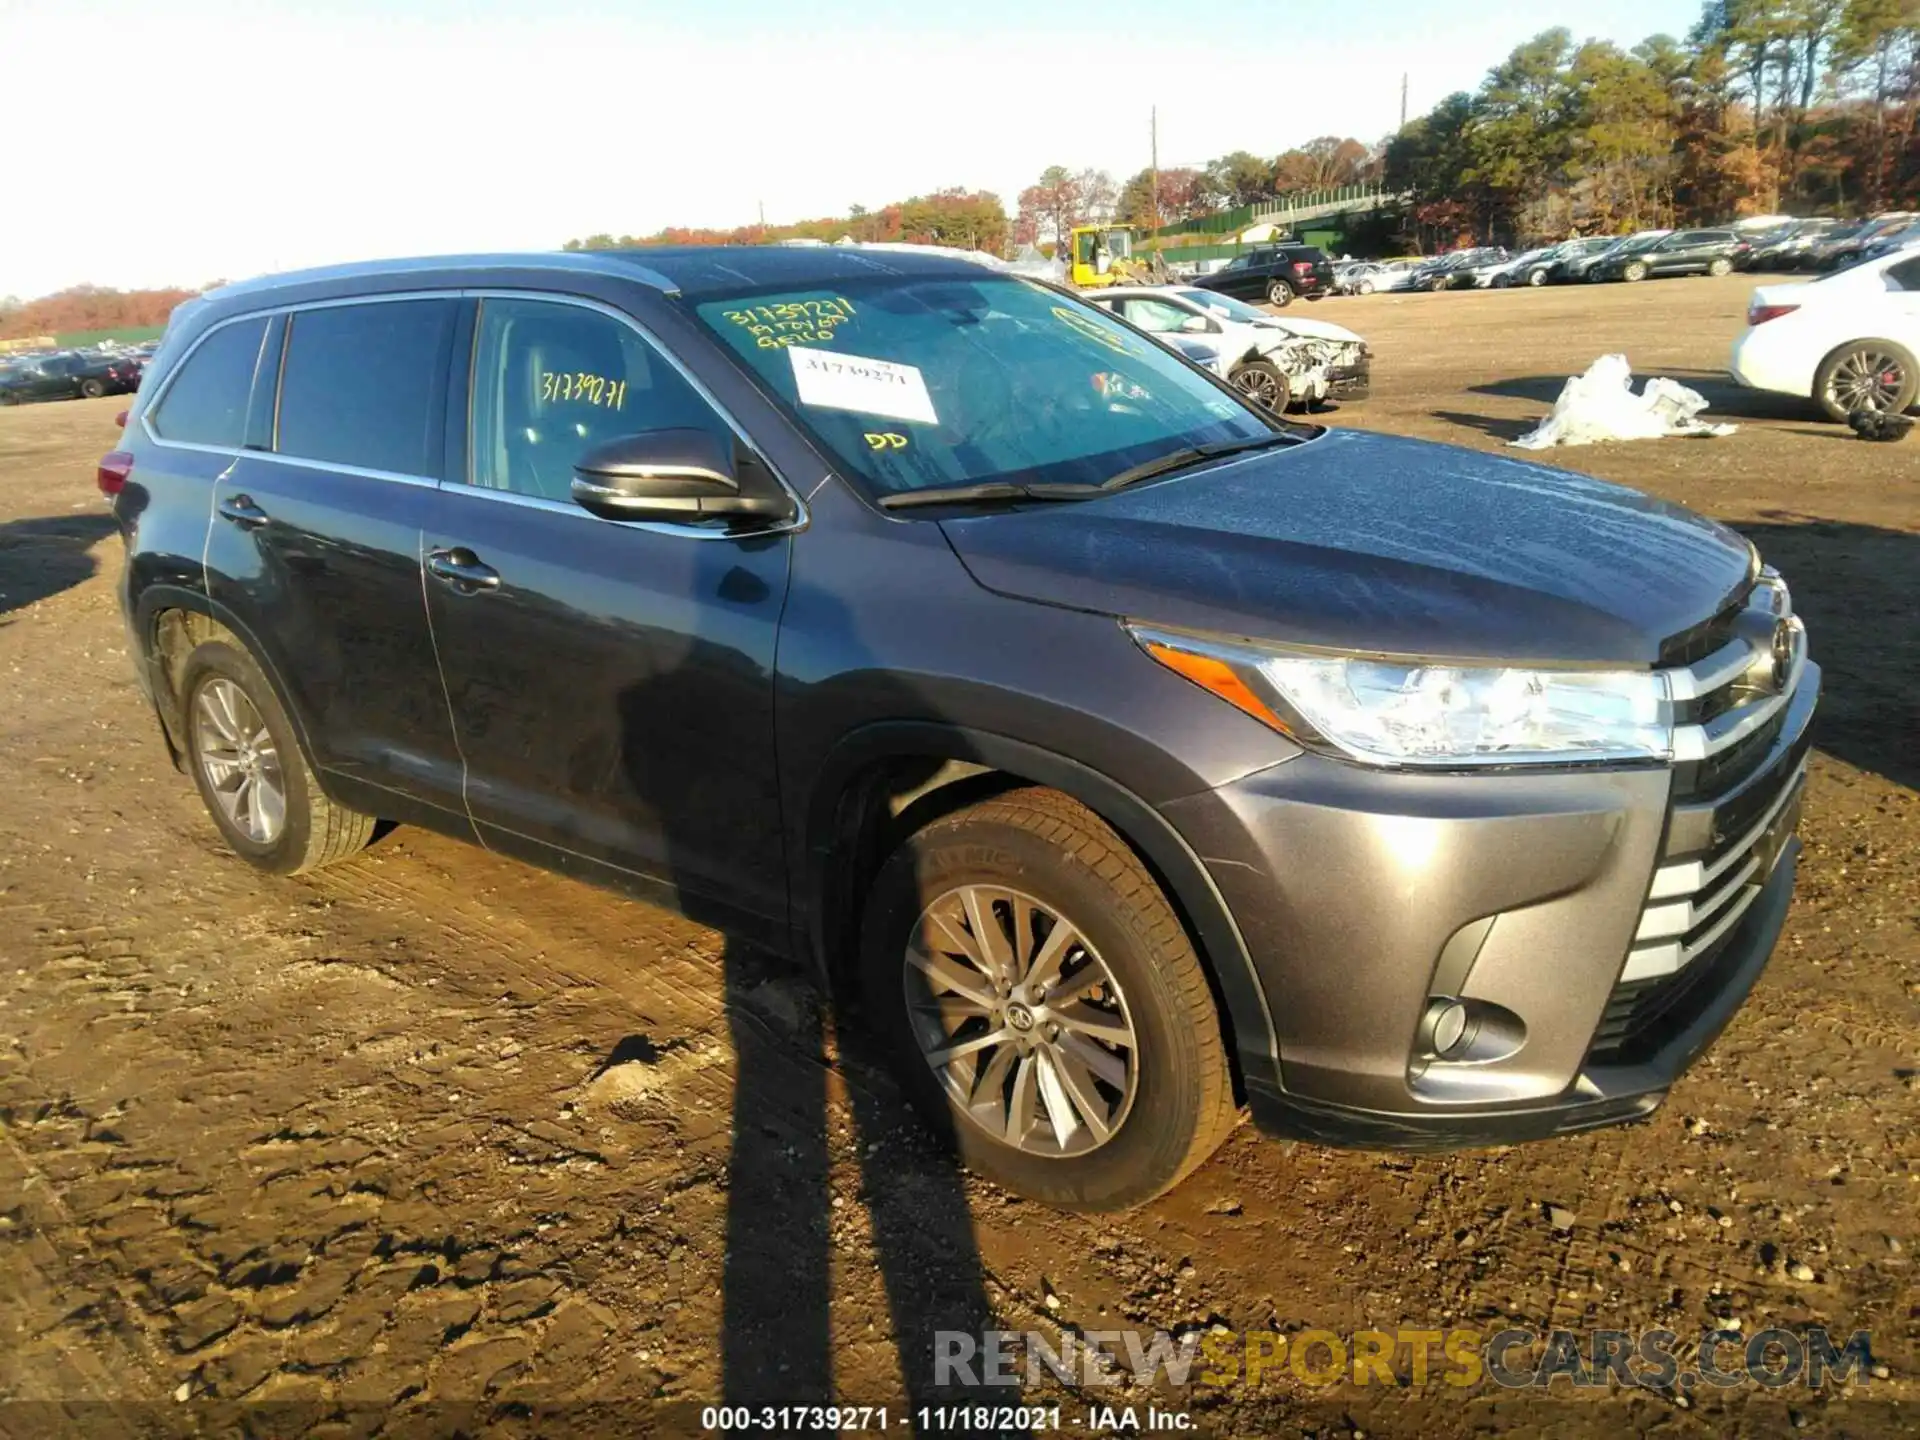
xmin=0 ymin=285 xmax=197 ymax=342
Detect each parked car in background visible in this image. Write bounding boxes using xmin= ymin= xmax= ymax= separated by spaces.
xmin=106 ymin=247 xmax=1817 ymax=1211
xmin=1337 ymin=258 xmax=1421 ymax=295
xmin=1191 ymin=243 xmax=1335 ymax=306
xmin=1820 ymin=213 xmax=1920 ymax=270
xmin=1590 ymin=229 xmax=1745 ymax=282
xmin=1086 ymin=285 xmax=1370 ymax=411
xmin=1730 ymin=248 xmax=1920 ymax=420
xmin=1481 ymin=246 xmax=1555 ymax=287
xmin=1542 ymin=235 xmax=1629 ymax=283
xmin=0 ymin=350 xmax=141 ymax=404
xmin=1802 ymin=220 xmax=1875 ymax=271
xmin=1860 ymin=220 xmax=1920 ymax=264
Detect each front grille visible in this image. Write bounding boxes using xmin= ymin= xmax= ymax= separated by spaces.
xmin=1588 ymin=572 xmax=1810 ymax=1066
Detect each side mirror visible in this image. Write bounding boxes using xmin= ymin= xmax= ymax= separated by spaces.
xmin=570 ymin=428 xmax=786 ymax=521
xmin=1180 ymin=314 xmax=1215 ymax=334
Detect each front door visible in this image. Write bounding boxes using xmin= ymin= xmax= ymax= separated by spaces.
xmin=423 ymin=295 xmax=792 ymax=929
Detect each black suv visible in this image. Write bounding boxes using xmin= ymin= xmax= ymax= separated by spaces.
xmin=1191 ymin=243 xmax=1333 ymax=306
xmin=105 ymin=250 xmax=1817 ymax=1211
xmin=1589 ymin=229 xmax=1747 ymax=282
xmin=0 ymin=350 xmax=140 ymax=404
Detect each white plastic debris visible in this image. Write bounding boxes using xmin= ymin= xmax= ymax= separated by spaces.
xmin=1510 ymin=353 xmax=1736 ymax=449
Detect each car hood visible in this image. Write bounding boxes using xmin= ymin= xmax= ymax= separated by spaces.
xmin=938 ymin=429 xmax=1755 ymax=666
xmin=1246 ymin=315 xmax=1364 ymax=345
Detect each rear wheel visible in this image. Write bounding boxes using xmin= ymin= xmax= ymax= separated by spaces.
xmin=1355 ymin=279 xmax=1374 ymax=295
xmin=857 ymin=789 xmax=1238 ymax=1212
xmin=79 ymin=378 xmax=105 ymax=399
xmin=1265 ymin=278 xmax=1294 ymax=307
xmin=1815 ymin=341 xmax=1918 ymax=423
xmin=1707 ymin=257 xmax=1733 ymax=277
xmin=1230 ymin=358 xmax=1291 ymax=412
xmin=181 ymin=641 xmax=375 ymax=874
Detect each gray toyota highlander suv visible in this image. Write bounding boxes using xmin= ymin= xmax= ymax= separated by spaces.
xmin=103 ymin=248 xmax=1817 ymax=1210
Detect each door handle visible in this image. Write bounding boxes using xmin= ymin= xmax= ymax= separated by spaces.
xmin=217 ymin=494 xmax=269 ymax=528
xmin=426 ymin=547 xmax=501 ymax=593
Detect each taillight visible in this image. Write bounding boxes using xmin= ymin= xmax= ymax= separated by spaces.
xmin=1293 ymin=260 xmax=1314 ymax=274
xmin=97 ymin=450 xmax=134 ymax=497
xmin=114 ymin=409 xmax=128 ymax=429
xmin=1749 ymin=303 xmax=1800 ymax=326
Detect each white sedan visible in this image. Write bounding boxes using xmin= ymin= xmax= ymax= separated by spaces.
xmin=1730 ymin=248 xmax=1920 ymax=420
xmin=1085 ymin=285 xmax=1371 ymax=411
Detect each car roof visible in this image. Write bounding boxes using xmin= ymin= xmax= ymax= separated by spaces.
xmin=199 ymin=246 xmax=1001 ymax=308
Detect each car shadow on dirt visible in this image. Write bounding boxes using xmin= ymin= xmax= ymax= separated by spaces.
xmin=0 ymin=513 xmax=118 ymax=620
xmin=1735 ymin=515 xmax=1919 ymax=793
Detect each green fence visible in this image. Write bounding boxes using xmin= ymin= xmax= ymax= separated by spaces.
xmin=1149 ymin=184 xmax=1389 ymax=241
xmin=54 ymin=325 xmax=167 ymax=348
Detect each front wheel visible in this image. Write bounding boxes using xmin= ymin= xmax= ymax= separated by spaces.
xmin=1355 ymin=279 xmax=1374 ymax=295
xmin=80 ymin=378 xmax=106 ymax=399
xmin=181 ymin=641 xmax=376 ymax=874
xmin=1230 ymin=358 xmax=1291 ymax=412
xmin=1815 ymin=340 xmax=1918 ymax=423
xmin=858 ymin=789 xmax=1238 ymax=1212
xmin=1527 ymin=267 xmax=1549 ymax=287
xmin=1265 ymin=279 xmax=1294 ymax=307
xmin=1623 ymin=261 xmax=1649 ymax=282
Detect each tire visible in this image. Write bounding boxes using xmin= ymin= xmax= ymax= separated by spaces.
xmin=180 ymin=640 xmax=375 ymax=874
xmin=1265 ymin=279 xmax=1294 ymax=307
xmin=857 ymin=788 xmax=1238 ymax=1212
xmin=1355 ymin=279 xmax=1374 ymax=295
xmin=1230 ymin=358 xmax=1291 ymax=412
xmin=1527 ymin=267 xmax=1549 ymax=287
xmin=1623 ymin=261 xmax=1649 ymax=282
xmin=1814 ymin=340 xmax=1918 ymax=423
xmin=80 ymin=378 xmax=105 ymax=399
xmin=1707 ymin=257 xmax=1732 ymax=277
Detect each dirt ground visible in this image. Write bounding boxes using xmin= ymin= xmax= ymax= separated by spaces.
xmin=0 ymin=275 xmax=1914 ymax=1439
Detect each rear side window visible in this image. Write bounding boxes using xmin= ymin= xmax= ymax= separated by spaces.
xmin=276 ymin=300 xmax=457 ymax=476
xmin=1887 ymin=256 xmax=1920 ymax=291
xmin=150 ymin=318 xmax=268 ymax=448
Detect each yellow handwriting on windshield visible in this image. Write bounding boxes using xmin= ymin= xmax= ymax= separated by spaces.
xmin=865 ymin=432 xmax=908 ymax=451
xmin=724 ymin=297 xmax=858 ymax=350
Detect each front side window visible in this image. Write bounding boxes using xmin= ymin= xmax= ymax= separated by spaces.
xmin=469 ymin=298 xmax=731 ymax=503
xmin=277 ymin=299 xmax=457 ymax=476
xmin=1885 ymin=256 xmax=1920 ymax=291
xmin=150 ymin=317 xmax=269 ymax=448
xmin=693 ymin=273 xmax=1269 ymax=500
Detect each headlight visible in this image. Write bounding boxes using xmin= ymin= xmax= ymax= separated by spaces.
xmin=1130 ymin=624 xmax=1674 ymax=768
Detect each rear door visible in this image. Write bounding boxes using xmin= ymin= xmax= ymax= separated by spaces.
xmin=202 ymin=296 xmax=472 ymax=826
xmin=422 ymin=293 xmax=792 ymax=927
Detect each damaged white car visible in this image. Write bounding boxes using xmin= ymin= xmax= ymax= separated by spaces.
xmin=1084 ymin=285 xmax=1371 ymax=411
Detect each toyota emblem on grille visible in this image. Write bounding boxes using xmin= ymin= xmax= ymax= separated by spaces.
xmin=1769 ymin=620 xmax=1794 ymax=692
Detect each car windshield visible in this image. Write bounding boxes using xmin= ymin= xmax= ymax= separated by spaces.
xmin=692 ymin=274 xmax=1275 ymax=500
xmin=1169 ymin=288 xmax=1272 ymax=324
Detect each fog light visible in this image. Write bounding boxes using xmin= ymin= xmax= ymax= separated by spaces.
xmin=1421 ymin=998 xmax=1471 ymax=1058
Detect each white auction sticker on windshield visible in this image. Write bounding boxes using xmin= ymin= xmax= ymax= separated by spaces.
xmin=788 ymin=347 xmax=937 ymax=425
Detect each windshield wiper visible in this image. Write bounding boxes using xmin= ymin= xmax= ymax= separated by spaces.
xmin=1099 ymin=431 xmax=1295 ymax=492
xmin=878 ymin=480 xmax=1103 ymax=510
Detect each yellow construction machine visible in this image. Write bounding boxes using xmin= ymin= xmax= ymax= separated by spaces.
xmin=1066 ymin=225 xmax=1167 ymax=288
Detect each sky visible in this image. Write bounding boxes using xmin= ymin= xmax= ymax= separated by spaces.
xmin=2 ymin=0 xmax=1708 ymax=300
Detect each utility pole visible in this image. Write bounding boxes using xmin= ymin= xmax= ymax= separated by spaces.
xmin=1399 ymin=74 xmax=1408 ymax=132
xmin=1149 ymin=106 xmax=1160 ymax=252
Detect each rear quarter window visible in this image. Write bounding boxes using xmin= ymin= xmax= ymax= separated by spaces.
xmin=149 ymin=318 xmax=270 ymax=448
xmin=276 ymin=300 xmax=457 ymax=476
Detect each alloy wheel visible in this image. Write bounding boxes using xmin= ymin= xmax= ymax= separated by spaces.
xmin=192 ymin=678 xmax=287 ymax=845
xmin=903 ymin=885 xmax=1139 ymax=1158
xmin=1827 ymin=348 xmax=1908 ymax=413
xmin=1232 ymin=366 xmax=1284 ymax=409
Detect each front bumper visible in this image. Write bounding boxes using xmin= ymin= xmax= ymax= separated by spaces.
xmin=1327 ymin=361 xmax=1370 ymax=401
xmin=1160 ymin=660 xmax=1819 ymax=1150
